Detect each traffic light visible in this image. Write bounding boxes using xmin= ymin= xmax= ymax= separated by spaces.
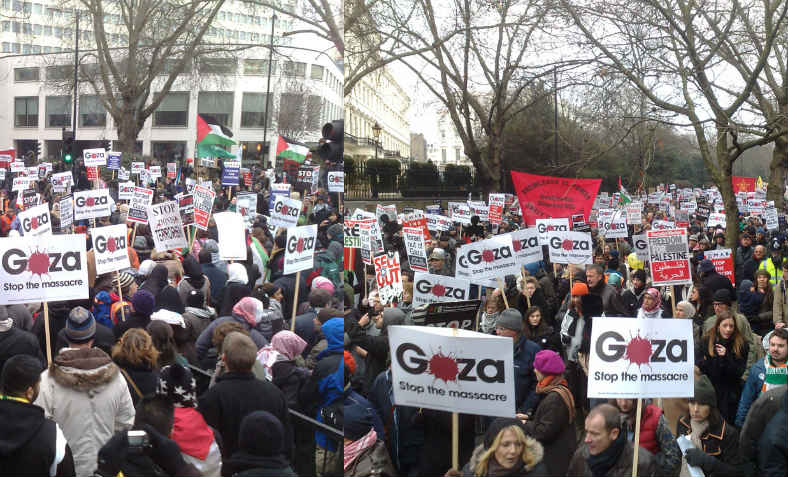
xmin=102 ymin=139 xmax=111 ymax=151
xmin=34 ymin=141 xmax=41 ymax=161
xmin=62 ymin=129 xmax=74 ymax=163
xmin=318 ymin=119 xmax=343 ymax=164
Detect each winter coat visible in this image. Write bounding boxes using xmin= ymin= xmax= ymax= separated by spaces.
xmin=524 ymin=323 xmax=562 ymax=355
xmin=218 ymin=282 xmax=252 ymax=317
xmin=772 ymin=280 xmax=788 ymax=326
xmin=735 ymin=245 xmax=753 ymax=285
xmin=735 ymin=355 xmax=772 ymax=427
xmin=201 ymin=263 xmax=228 ymax=307
xmin=348 ymin=320 xmax=391 ymax=393
xmin=588 ymin=281 xmax=629 ymax=316
xmin=181 ymin=306 xmax=216 ymax=342
xmin=739 ymin=386 xmax=786 ymax=465
xmin=116 ymin=361 xmax=159 ymax=406
xmin=345 ymin=440 xmax=397 ymax=477
xmin=34 ymin=347 xmax=136 ymax=477
xmin=177 ymin=274 xmax=212 ymax=308
xmin=271 ymin=359 xmax=311 ymax=410
xmin=566 ymin=440 xmax=656 ymax=477
xmin=460 ymin=437 xmax=549 ymax=477
xmin=195 ymin=314 xmax=269 ymax=362
xmin=112 ymin=312 xmax=151 ymax=340
xmin=702 ymin=271 xmax=735 ymax=298
xmin=741 ymin=257 xmax=763 ymax=286
xmin=513 ymin=336 xmax=542 ymax=414
xmin=621 ymin=286 xmax=647 ymax=316
xmin=676 ymin=415 xmax=750 ymax=477
xmin=695 ymin=337 xmax=748 ymax=424
xmin=522 ymin=383 xmax=576 ymax=476
xmin=0 ymin=326 xmax=45 ymax=373
xmin=702 ymin=312 xmax=759 ymax=381
xmin=757 ymin=390 xmax=787 ymax=477
xmin=292 ymin=308 xmax=318 ymax=355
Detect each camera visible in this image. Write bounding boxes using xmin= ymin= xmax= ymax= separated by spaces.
xmin=128 ymin=430 xmax=150 ymax=451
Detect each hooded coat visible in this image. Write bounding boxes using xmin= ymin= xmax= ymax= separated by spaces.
xmin=218 ymin=263 xmax=252 ymax=316
xmin=177 ymin=255 xmax=211 ymax=306
xmin=347 ymin=308 xmax=405 ymax=393
xmin=460 ymin=419 xmax=549 ymax=477
xmin=194 ymin=300 xmax=270 ymax=362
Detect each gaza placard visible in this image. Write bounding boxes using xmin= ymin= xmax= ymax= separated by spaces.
xmin=0 ymin=234 xmax=88 ymax=304
xmin=454 ymin=234 xmax=518 ymax=283
xmin=587 ymin=317 xmax=694 ymax=398
xmin=426 ymin=213 xmax=453 ymax=232
xmin=546 ymin=230 xmax=593 ymax=265
xmin=632 ymin=234 xmax=649 ymax=262
xmin=508 ymin=228 xmax=543 ymax=265
xmin=327 ymin=171 xmax=344 ymax=193
xmin=284 ymin=224 xmax=318 ymax=275
xmin=703 ymin=248 xmax=734 ymax=286
xmin=18 ymin=203 xmax=52 ymax=236
xmin=73 ymin=189 xmax=112 ymax=220
xmin=647 ymin=228 xmax=692 ymax=286
xmin=118 ymin=181 xmax=135 ymax=201
xmin=389 ymin=326 xmax=515 ymax=417
xmin=148 ymin=201 xmax=187 ymax=252
xmin=374 ymin=251 xmax=403 ymax=305
xmin=603 ymin=210 xmax=628 ymax=239
xmin=83 ymin=148 xmax=107 ymax=167
xmin=535 ymin=218 xmax=570 ymax=245
xmin=402 ymin=226 xmax=428 ymax=272
xmin=269 ymin=195 xmax=302 ymax=228
xmin=91 ymin=224 xmax=131 ymax=275
xmin=488 ymin=193 xmax=506 ymax=225
xmin=127 ymin=187 xmax=154 ymax=224
xmin=413 ymin=271 xmax=471 ymax=306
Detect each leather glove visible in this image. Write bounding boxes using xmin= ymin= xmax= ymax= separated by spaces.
xmin=139 ymin=424 xmax=185 ymax=476
xmin=685 ymin=448 xmax=714 ymax=468
xmin=96 ymin=431 xmax=129 ymax=477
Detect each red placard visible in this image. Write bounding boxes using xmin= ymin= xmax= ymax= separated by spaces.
xmin=0 ymin=148 xmax=15 ymax=169
xmin=401 ymin=213 xmax=431 ymax=245
xmin=731 ymin=176 xmax=756 ymax=193
xmin=511 ymin=171 xmax=601 ymax=226
xmin=243 ymin=169 xmax=252 ymax=187
xmin=704 ymin=249 xmax=735 ymax=288
xmin=86 ymin=166 xmax=99 ymax=181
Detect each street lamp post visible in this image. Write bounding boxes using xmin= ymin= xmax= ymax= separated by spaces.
xmin=262 ymin=14 xmax=276 ymax=169
xmin=372 ymin=121 xmax=382 ymax=198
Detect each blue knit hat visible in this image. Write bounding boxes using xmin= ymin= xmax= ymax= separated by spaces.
xmin=65 ymin=306 xmax=96 ymax=343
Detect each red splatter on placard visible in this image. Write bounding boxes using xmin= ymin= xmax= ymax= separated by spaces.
xmin=31 ymin=217 xmax=38 ymax=229
xmin=482 ymin=250 xmax=495 ymax=262
xmin=562 ymin=239 xmax=573 ymax=251
xmin=86 ymin=197 xmax=95 ymax=207
xmin=432 ymin=284 xmax=446 ymax=297
xmin=428 ymin=351 xmax=458 ymax=384
xmin=296 ymin=238 xmax=304 ymax=253
xmin=107 ymin=238 xmax=117 ymax=253
xmin=27 ymin=249 xmax=50 ymax=277
xmin=512 ymin=240 xmax=522 ymax=252
xmin=625 ymin=332 xmax=652 ymax=369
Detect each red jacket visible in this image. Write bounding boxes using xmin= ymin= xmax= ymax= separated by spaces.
xmin=637 ymin=404 xmax=662 ymax=454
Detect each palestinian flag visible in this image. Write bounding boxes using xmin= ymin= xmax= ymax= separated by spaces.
xmin=196 ymin=114 xmax=235 ymax=146
xmin=276 ymin=136 xmax=308 ymax=164
xmin=618 ymin=176 xmax=632 ymax=205
xmin=197 ymin=143 xmax=235 ymax=159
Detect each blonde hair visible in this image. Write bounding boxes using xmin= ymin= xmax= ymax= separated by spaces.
xmin=112 ymin=328 xmax=159 ymax=368
xmin=474 ymin=425 xmax=534 ymax=476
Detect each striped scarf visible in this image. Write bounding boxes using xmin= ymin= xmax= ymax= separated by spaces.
xmin=762 ymin=355 xmax=788 ymax=393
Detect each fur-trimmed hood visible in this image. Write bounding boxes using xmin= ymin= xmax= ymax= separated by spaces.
xmin=50 ymin=347 xmax=119 ymax=392
xmin=464 ymin=435 xmax=545 ymax=476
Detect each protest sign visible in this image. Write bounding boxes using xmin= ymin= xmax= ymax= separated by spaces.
xmin=12 ymin=176 xmax=36 ymax=192
xmin=343 ymin=218 xmax=364 ymax=248
xmin=18 ymin=203 xmax=51 ymax=236
xmin=410 ymin=299 xmax=481 ymax=330
xmin=270 ymin=195 xmax=302 ymax=228
xmin=412 ymin=272 xmax=471 ymax=306
xmin=651 ymin=220 xmax=676 ymax=230
xmin=131 ymin=162 xmax=145 ymax=175
xmin=83 ymin=148 xmax=107 ymax=167
xmin=454 ymin=234 xmax=518 ymax=283
xmin=73 ymin=189 xmax=111 ymax=220
xmin=467 ymin=201 xmax=489 ymax=222
xmin=148 ymin=201 xmax=187 ymax=252
xmin=509 ymin=228 xmax=543 ymax=265
xmin=0 ymin=235 xmax=88 ymax=304
xmin=0 ymin=169 xmax=5 ymax=182
xmin=425 ymin=204 xmax=441 ymax=215
xmin=221 ymin=160 xmax=241 ymax=186
xmin=389 ymin=326 xmax=515 ymax=417
xmin=118 ymin=168 xmax=130 ymax=180
xmin=626 ymin=202 xmax=643 ymax=225
xmin=193 ymin=184 xmax=215 ymax=230
xmin=358 ymin=220 xmax=379 ymax=265
xmin=167 ymin=162 xmax=177 ymax=179
xmin=118 ymin=182 xmax=135 ymax=201
xmin=675 ymin=209 xmax=690 ymax=228
xmin=241 ymin=168 xmax=252 ymax=187
xmin=269 ymin=183 xmax=291 ymax=209
xmin=449 ymin=202 xmax=472 ymax=225
xmin=401 ymin=212 xmax=431 ymax=243
xmin=546 ymin=230 xmax=593 ymax=265
xmin=178 ymin=194 xmax=194 ymax=226
xmin=648 ymin=229 xmax=692 ymax=286
xmin=297 ymin=166 xmax=314 ymax=187
xmin=22 ymin=189 xmax=38 ymax=209
xmin=632 ymin=234 xmax=649 ymax=262
xmin=707 ymin=213 xmax=726 ymax=228
xmin=327 ymin=171 xmax=344 ymax=193
xmin=127 ymin=187 xmax=154 ymax=224
xmin=703 ymin=249 xmax=735 ymax=287
xmin=213 ymin=212 xmax=247 ymax=260
xmin=603 ymin=210 xmax=628 ymax=238
xmin=487 ymin=193 xmax=506 ymax=225
xmin=764 ymin=207 xmax=779 ymax=231
xmin=510 ymin=171 xmax=601 ymax=226
xmin=91 ymin=224 xmax=131 ymax=275
xmin=376 ymin=204 xmax=398 ymax=223
xmin=403 ymin=226 xmax=428 ymax=272
xmin=587 ymin=317 xmax=694 ymax=398
xmin=10 ymin=161 xmax=24 ymax=173
xmin=107 ymin=152 xmax=121 ymax=170
xmin=284 ymin=224 xmax=318 ymax=275
xmin=236 ymin=192 xmax=257 ymax=225
xmin=374 ymin=251 xmax=403 ymax=305
xmin=149 ymin=165 xmax=162 ymax=179
xmin=535 ymin=218 xmax=570 ymax=245
xmin=86 ymin=166 xmax=99 ymax=182
xmin=696 ymin=205 xmax=711 ymax=220
xmin=426 ymin=213 xmax=453 ymax=232
xmin=59 ymin=195 xmax=73 ymax=230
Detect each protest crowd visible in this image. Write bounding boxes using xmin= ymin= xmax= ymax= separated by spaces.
xmin=0 ymin=129 xmax=346 ymax=477
xmin=343 ymin=172 xmax=787 ymax=477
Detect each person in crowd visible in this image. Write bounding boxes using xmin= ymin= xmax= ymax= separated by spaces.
xmin=772 ymin=260 xmax=788 ymax=328
xmin=480 ymin=288 xmax=506 ymax=334
xmin=495 ymin=308 xmax=542 ymax=415
xmin=519 ymin=350 xmax=576 ymax=476
xmin=199 ymin=249 xmax=227 ymax=307
xmin=688 ymin=284 xmax=714 ymax=321
xmin=294 ymin=288 xmax=332 ymax=355
xmin=675 ymin=300 xmax=702 ymax=344
xmin=343 ymin=393 xmax=396 ymax=477
xmin=0 ymin=304 xmax=45 ymax=372
xmin=34 ymin=306 xmax=135 ymax=477
xmin=586 ymin=264 xmax=629 ymax=316
xmin=735 ymin=327 xmax=788 ymax=427
xmin=142 ymin=264 xmax=185 ymax=314
xmin=198 ymin=332 xmax=291 ymax=461
xmin=195 ymin=296 xmax=270 ymax=362
xmin=703 ymin=288 xmax=759 ymax=379
xmin=757 ymin=388 xmax=787 ymax=476
xmin=218 ymin=263 xmax=253 ymax=316
xmin=112 ymin=328 xmax=161 ymax=406
xmin=348 ymin=307 xmax=405 ymax=393
xmin=636 ymin=287 xmax=665 ymax=319
xmin=699 ymin=259 xmax=734 ymax=297
xmin=567 ymin=403 xmax=655 ymax=477
xmin=517 ymin=277 xmax=550 ymax=323
xmin=735 ymin=232 xmax=754 ymax=286
xmin=611 ymin=398 xmax=681 ymax=476
xmin=752 ymin=269 xmax=776 ymax=335
xmin=0 ymin=355 xmax=75 ymax=476
xmin=147 ymin=318 xmax=186 ymax=368
xmin=177 ymin=254 xmax=211 ymax=307
xmin=114 ymin=289 xmax=156 ymax=339
xmin=208 ymin=322 xmax=267 ymax=385
xmin=181 ymin=289 xmax=216 ymax=346
xmin=621 ymin=268 xmax=648 ymax=316
xmin=741 ymin=244 xmax=767 ymax=287
xmin=428 ymin=247 xmax=452 ymax=276
xmin=221 ymin=411 xmax=298 ymax=477
xmin=739 ymin=385 xmax=786 ymax=470
xmin=522 ymin=306 xmax=561 ymax=354
xmin=677 ymin=374 xmax=751 ymax=477
xmin=759 ymin=238 xmax=784 ymax=286
xmin=306 ymin=308 xmax=344 ymax=370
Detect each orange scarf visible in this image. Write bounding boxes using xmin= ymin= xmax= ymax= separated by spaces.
xmin=536 ymin=374 xmax=575 ymax=422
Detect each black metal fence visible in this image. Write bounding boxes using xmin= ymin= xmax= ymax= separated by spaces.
xmin=345 ymin=158 xmax=482 ymax=200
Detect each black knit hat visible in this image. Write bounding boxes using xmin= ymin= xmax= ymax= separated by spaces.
xmin=484 ymin=418 xmax=528 ymax=449
xmin=692 ymin=374 xmax=717 ymax=407
xmin=631 ymin=269 xmax=647 ymax=282
xmin=712 ymin=289 xmax=732 ymax=306
xmin=156 ymin=364 xmax=197 ymax=408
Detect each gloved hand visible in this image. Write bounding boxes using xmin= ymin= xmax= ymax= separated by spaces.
xmin=139 ymin=424 xmax=185 ymax=476
xmin=96 ymin=431 xmax=129 ymax=477
xmin=685 ymin=448 xmax=714 ymax=469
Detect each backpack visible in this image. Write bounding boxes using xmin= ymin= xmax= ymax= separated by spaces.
xmin=92 ymin=291 xmax=114 ymax=329
xmin=314 ymin=251 xmax=341 ymax=289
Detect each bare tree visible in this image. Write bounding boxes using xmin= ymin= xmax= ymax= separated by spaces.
xmin=276 ymin=79 xmax=324 ymax=141
xmin=561 ymin=0 xmax=788 ymax=249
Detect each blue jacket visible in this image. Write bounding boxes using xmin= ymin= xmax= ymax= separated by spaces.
xmin=513 ymin=336 xmax=542 ymax=414
xmin=735 ymin=356 xmax=767 ymax=427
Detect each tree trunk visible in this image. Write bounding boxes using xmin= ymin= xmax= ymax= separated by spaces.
xmin=716 ymin=126 xmax=740 ymax=253
xmin=767 ymin=133 xmax=787 ymax=206
xmin=115 ymin=112 xmax=142 ymax=166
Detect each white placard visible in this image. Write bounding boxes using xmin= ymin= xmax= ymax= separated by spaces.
xmin=587 ymin=318 xmax=694 ymax=398
xmin=118 ymin=167 xmax=130 ymax=180
xmin=59 ymin=195 xmax=73 ymax=229
xmin=632 ymin=234 xmax=650 ymax=262
xmin=467 ymin=201 xmax=489 ymax=222
xmin=83 ymin=148 xmax=107 ymax=167
xmin=426 ymin=213 xmax=453 ymax=232
xmin=449 ymin=203 xmax=472 ymax=225
xmin=50 ymin=171 xmax=74 ymax=188
xmin=413 ymin=272 xmax=471 ymax=306
xmin=764 ymin=207 xmax=779 ymax=231
xmin=149 ymin=165 xmax=162 ymax=178
xmin=626 ymin=202 xmax=642 ymax=225
xmin=269 ymin=195 xmax=302 ymax=228
xmin=508 ymin=228 xmax=543 ymax=265
xmin=374 ymin=251 xmax=404 ymax=304
xmin=604 ymin=210 xmax=628 ymax=238
xmin=131 ymin=162 xmax=145 ymax=175
xmin=454 ymin=234 xmax=518 ymax=283
xmin=403 ymin=226 xmax=428 ymax=272
xmin=18 ymin=202 xmax=52 ymax=236
xmin=327 ymin=171 xmax=344 ymax=193
xmin=546 ymin=230 xmax=593 ymax=264
xmin=73 ymin=189 xmax=112 ymax=220
xmin=91 ymin=224 xmax=131 ymax=274
xmin=707 ymin=213 xmax=726 ymax=228
xmin=0 ymin=235 xmax=88 ymax=304
xmin=284 ymin=224 xmax=317 ymax=275
xmin=389 ymin=326 xmax=515 ymax=417
xmin=118 ymin=181 xmax=135 ymax=201
xmin=147 ymin=201 xmax=187 ymax=252
xmin=535 ymin=218 xmax=570 ymax=245
xmin=213 ymin=211 xmax=247 ymax=260
xmin=127 ymin=187 xmax=154 ymax=224
xmin=652 ymin=220 xmax=676 ymax=230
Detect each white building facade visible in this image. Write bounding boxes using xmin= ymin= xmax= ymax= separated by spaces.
xmin=426 ymin=110 xmax=473 ymax=167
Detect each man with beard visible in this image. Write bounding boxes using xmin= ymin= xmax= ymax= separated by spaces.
xmin=586 ymin=264 xmax=629 ymax=316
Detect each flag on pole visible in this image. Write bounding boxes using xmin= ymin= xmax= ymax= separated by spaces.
xmin=757 ymin=176 xmax=764 ymax=191
xmin=197 ymin=143 xmax=236 ymax=159
xmin=276 ymin=136 xmax=308 ymax=164
xmin=196 ymin=115 xmax=235 ymax=146
xmin=618 ymin=176 xmax=632 ymax=205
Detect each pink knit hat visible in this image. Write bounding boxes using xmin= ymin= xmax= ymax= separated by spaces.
xmin=533 ymin=350 xmax=565 ymax=375
xmin=311 ymin=276 xmax=335 ymax=293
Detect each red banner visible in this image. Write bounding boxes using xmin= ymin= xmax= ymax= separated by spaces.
xmin=732 ymin=176 xmax=756 ymax=193
xmin=0 ymin=149 xmax=15 ymax=169
xmin=510 ymin=171 xmax=601 ymax=225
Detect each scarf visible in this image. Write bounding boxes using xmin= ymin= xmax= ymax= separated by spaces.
xmin=587 ymin=426 xmax=626 ymax=477
xmin=762 ymin=355 xmax=788 ymax=392
xmin=343 ymin=427 xmax=378 ymax=470
xmin=0 ymin=318 xmax=12 ymax=333
xmin=481 ymin=311 xmax=500 ymax=334
xmin=680 ymin=420 xmax=709 ymax=477
xmin=171 ymin=407 xmax=215 ymax=460
xmin=536 ymin=375 xmax=575 ymax=422
xmin=249 ymin=236 xmax=270 ymax=283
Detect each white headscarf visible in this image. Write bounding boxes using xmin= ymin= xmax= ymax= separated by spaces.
xmin=227 ymin=263 xmax=248 ymax=284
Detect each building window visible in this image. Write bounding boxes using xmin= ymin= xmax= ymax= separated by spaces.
xmin=198 ymin=92 xmax=233 ymax=127
xmin=47 ymin=65 xmax=73 ymax=81
xmin=15 ymin=97 xmax=38 ymax=127
xmin=441 ymin=148 xmax=447 ymax=163
xmin=2 ymin=42 xmax=10 ymax=53
xmin=1 ymin=21 xmax=8 ymax=32
xmin=310 ymin=65 xmax=324 ymax=80
xmin=243 ymin=59 xmax=276 ymax=75
xmin=22 ymin=44 xmax=31 ymax=54
xmin=455 ymin=148 xmax=461 ymax=162
xmin=33 ymin=23 xmax=41 ymax=34
xmin=306 ymin=95 xmax=322 ymax=130
xmin=43 ymin=25 xmax=51 ymax=35
xmin=154 ymin=92 xmax=189 ymax=126
xmin=198 ymin=58 xmax=236 ymax=74
xmin=151 ymin=141 xmax=186 ymax=162
xmin=79 ymin=95 xmax=106 ymax=127
xmin=241 ymin=92 xmax=271 ymax=128
xmin=46 ymin=95 xmax=71 ymax=127
xmin=14 ymin=67 xmax=39 ymax=82
xmin=282 ymin=61 xmax=306 ymax=77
